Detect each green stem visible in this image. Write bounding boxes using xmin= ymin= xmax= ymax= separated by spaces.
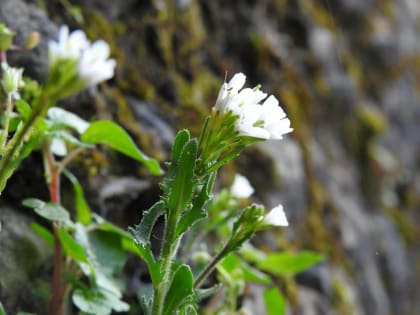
xmin=1 ymin=93 xmax=12 ymax=148
xmin=0 ymin=91 xmax=50 ymax=193
xmin=151 ymin=212 xmax=181 ymax=315
xmin=194 ymin=243 xmax=229 ymax=289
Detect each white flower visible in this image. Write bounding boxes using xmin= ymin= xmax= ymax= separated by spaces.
xmin=214 ymin=73 xmax=293 ymax=140
xmin=264 ymin=204 xmax=288 ymax=226
xmin=49 ymin=25 xmax=116 ymax=87
xmin=48 ymin=25 xmax=89 ymax=65
xmin=230 ymin=174 xmax=254 ymax=198
xmin=77 ymin=40 xmax=116 ymax=86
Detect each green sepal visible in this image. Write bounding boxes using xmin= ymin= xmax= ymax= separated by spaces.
xmin=168 ymin=139 xmax=198 ymax=215
xmin=163 ymin=264 xmax=194 ymax=315
xmin=81 ymin=120 xmax=163 ymax=175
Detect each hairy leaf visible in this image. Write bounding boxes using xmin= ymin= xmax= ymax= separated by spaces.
xmin=168 ymin=139 xmax=198 ymax=215
xmin=163 ymin=264 xmax=194 ymax=315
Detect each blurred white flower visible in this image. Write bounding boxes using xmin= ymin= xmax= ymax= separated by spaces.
xmin=230 ymin=174 xmax=254 ymax=198
xmin=77 ymin=40 xmax=116 ymax=86
xmin=48 ymin=25 xmax=89 ymax=65
xmin=49 ymin=25 xmax=116 ymax=87
xmin=50 ymin=138 xmax=67 ymax=157
xmin=264 ymin=204 xmax=288 ymax=226
xmin=214 ymin=72 xmax=293 ymax=140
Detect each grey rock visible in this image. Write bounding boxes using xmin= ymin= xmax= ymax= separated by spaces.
xmin=0 ymin=206 xmax=51 ymax=314
xmin=0 ymin=0 xmax=57 ymax=81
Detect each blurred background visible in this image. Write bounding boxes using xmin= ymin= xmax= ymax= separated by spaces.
xmin=0 ymin=0 xmax=419 ymax=314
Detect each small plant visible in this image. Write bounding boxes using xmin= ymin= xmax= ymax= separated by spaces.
xmin=128 ymin=72 xmax=310 ymax=314
xmin=0 ymin=22 xmax=325 ymax=315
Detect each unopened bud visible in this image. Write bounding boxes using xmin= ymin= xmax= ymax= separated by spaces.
xmin=25 ymin=31 xmax=40 ymax=50
xmin=2 ymin=63 xmax=24 ymax=94
xmin=0 ymin=24 xmax=15 ymax=51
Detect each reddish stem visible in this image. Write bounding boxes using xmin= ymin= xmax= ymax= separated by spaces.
xmin=49 ymin=168 xmax=64 ymax=315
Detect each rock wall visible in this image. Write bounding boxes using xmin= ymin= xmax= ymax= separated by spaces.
xmin=0 ymin=0 xmax=419 ymax=314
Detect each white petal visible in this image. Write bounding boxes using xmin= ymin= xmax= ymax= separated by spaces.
xmin=265 ymin=204 xmax=288 ymax=226
xmin=228 ymin=73 xmax=246 ymax=92
xmin=230 ymin=174 xmax=254 ymax=198
xmin=50 ymin=139 xmax=67 ymax=157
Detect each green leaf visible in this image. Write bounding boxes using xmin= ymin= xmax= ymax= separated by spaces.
xmin=163 ymin=264 xmax=194 ymax=315
xmin=23 ymin=198 xmax=70 ymax=223
xmin=64 ymin=170 xmax=92 ymax=225
xmin=168 ymin=139 xmax=198 ymax=215
xmin=47 ymin=130 xmax=94 ymax=149
xmin=172 ymin=129 xmax=190 ymax=162
xmin=15 ymin=99 xmax=31 ymax=121
xmin=175 ymin=173 xmax=214 ymax=238
xmin=193 ymin=284 xmax=221 ymax=303
xmin=0 ymin=302 xmax=7 ymax=315
xmin=221 ymin=253 xmax=271 ymax=285
xmin=263 ymin=287 xmax=286 ymax=315
xmin=31 ymin=223 xmax=54 ymax=247
xmin=257 ymin=251 xmax=325 ymax=276
xmin=56 ymin=228 xmax=88 ymax=263
xmin=129 ymin=201 xmax=165 ymax=248
xmin=72 ymin=288 xmax=112 ymax=315
xmin=47 ymin=106 xmax=90 ymax=134
xmin=81 ymin=121 xmax=162 ymax=175
xmin=88 ymin=230 xmax=126 ymax=275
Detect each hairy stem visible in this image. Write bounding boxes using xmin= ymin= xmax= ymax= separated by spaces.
xmin=151 ymin=212 xmax=181 ymax=315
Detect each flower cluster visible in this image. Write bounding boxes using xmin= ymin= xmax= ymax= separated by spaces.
xmin=214 ymin=73 xmax=293 ymax=140
xmin=48 ymin=25 xmax=116 ymax=88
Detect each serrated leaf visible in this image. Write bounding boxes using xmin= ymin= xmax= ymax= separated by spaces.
xmin=23 ymin=198 xmax=71 ymax=223
xmin=263 ymin=287 xmax=286 ymax=315
xmin=47 ymin=107 xmax=90 ymax=134
xmin=175 ymin=174 xmax=212 ymax=238
xmin=257 ymin=251 xmax=325 ymax=276
xmin=81 ymin=121 xmax=162 ymax=175
xmin=130 ymin=201 xmax=165 ymax=248
xmin=57 ymin=228 xmax=88 ymax=263
xmin=168 ymin=139 xmax=198 ymax=215
xmin=64 ymin=170 xmax=91 ymax=225
xmin=31 ymin=223 xmax=54 ymax=247
xmin=163 ymin=264 xmax=194 ymax=315
xmin=172 ymin=129 xmax=190 ymax=162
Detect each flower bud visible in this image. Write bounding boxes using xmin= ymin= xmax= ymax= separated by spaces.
xmin=2 ymin=63 xmax=23 ymax=94
xmin=25 ymin=31 xmax=40 ymax=49
xmin=0 ymin=24 xmax=14 ymax=51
